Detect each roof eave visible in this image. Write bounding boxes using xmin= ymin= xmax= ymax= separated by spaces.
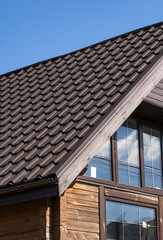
xmin=0 ymin=178 xmax=58 ymax=206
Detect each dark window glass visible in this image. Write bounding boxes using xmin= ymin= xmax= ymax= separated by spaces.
xmin=84 ymin=140 xmax=112 ymax=181
xmin=143 ymin=126 xmax=163 ymax=189
xmin=106 ymin=221 xmax=123 ymax=240
xmin=124 ymin=223 xmax=139 ymax=240
xmin=117 ymin=119 xmax=140 ymax=187
xmin=106 ymin=201 xmax=157 ymax=240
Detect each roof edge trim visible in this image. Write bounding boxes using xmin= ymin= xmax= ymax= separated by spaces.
xmin=0 ymin=177 xmax=57 ymax=196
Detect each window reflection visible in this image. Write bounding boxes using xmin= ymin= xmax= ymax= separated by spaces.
xmin=106 ymin=201 xmax=157 ymax=240
xmin=143 ymin=126 xmax=163 ymax=189
xmin=84 ymin=118 xmax=163 ymax=191
xmin=117 ymin=119 xmax=140 ymax=187
xmin=84 ymin=140 xmax=112 ymax=181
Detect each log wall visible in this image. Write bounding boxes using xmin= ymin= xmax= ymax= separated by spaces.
xmin=0 ymin=183 xmax=163 ymax=240
xmin=58 ymin=182 xmax=100 ymax=240
xmin=0 ymin=199 xmax=40 ymax=240
xmin=0 ymin=197 xmax=54 ymax=240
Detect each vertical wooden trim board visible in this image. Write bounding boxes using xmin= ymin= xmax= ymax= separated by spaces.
xmin=39 ymin=197 xmax=54 ymax=240
xmin=99 ymin=186 xmax=105 ymax=240
xmin=159 ymin=197 xmax=163 ymax=240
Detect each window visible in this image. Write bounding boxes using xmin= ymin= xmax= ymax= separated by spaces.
xmin=84 ymin=139 xmax=112 ymax=181
xmin=84 ymin=118 xmax=163 ymax=192
xmin=117 ymin=119 xmax=140 ymax=187
xmin=106 ymin=200 xmax=157 ymax=240
xmin=143 ymin=126 xmax=163 ymax=189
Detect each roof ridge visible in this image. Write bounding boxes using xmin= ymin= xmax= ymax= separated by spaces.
xmin=0 ymin=21 xmax=162 ymax=78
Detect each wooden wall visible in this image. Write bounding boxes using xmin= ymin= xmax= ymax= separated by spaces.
xmin=0 ymin=183 xmax=163 ymax=239
xmin=0 ymin=197 xmax=54 ymax=240
xmin=57 ymin=182 xmax=100 ymax=240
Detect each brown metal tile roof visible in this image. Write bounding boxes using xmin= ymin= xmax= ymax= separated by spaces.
xmin=0 ymin=22 xmax=163 ymax=190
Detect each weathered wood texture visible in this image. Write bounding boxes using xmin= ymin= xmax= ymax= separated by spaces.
xmin=160 ymin=197 xmax=163 ymax=240
xmin=0 ymin=199 xmax=40 ymax=240
xmin=39 ymin=197 xmax=54 ymax=240
xmin=105 ymin=188 xmax=159 ymax=205
xmin=0 ymin=197 xmax=54 ymax=240
xmin=145 ymin=79 xmax=163 ymax=108
xmin=58 ymin=182 xmax=100 ymax=240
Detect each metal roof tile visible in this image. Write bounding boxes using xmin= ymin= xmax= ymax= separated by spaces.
xmin=0 ymin=21 xmax=162 ymax=190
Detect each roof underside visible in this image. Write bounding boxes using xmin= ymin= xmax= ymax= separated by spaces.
xmin=145 ymin=79 xmax=163 ymax=108
xmin=0 ymin=21 xmax=163 ymax=192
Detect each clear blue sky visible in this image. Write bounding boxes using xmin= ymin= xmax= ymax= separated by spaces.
xmin=0 ymin=0 xmax=162 ymax=75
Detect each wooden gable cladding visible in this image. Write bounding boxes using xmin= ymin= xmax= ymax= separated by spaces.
xmin=58 ymin=182 xmax=100 ymax=240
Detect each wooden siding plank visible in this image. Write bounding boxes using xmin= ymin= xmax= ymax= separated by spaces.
xmin=0 ymin=199 xmax=40 ymax=240
xmin=66 ymin=231 xmax=99 ymax=240
xmin=67 ymin=219 xmax=99 ymax=233
xmin=105 ymin=188 xmax=158 ymax=205
xmin=67 ymin=183 xmax=99 ymax=192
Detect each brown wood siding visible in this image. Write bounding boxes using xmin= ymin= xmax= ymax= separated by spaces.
xmin=0 ymin=197 xmax=54 ymax=240
xmin=59 ymin=182 xmax=100 ymax=240
xmin=0 ymin=199 xmax=40 ymax=240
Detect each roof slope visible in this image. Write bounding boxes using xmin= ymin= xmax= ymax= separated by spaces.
xmin=0 ymin=22 xmax=163 ymax=193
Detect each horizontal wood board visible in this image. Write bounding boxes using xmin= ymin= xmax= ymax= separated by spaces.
xmin=0 ymin=199 xmax=40 ymax=240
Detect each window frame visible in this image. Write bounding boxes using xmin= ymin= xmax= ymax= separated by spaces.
xmin=99 ymin=186 xmax=160 ymax=240
xmin=79 ymin=117 xmax=163 ymax=197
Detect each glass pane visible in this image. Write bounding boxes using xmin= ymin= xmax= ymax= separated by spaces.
xmin=84 ymin=156 xmax=112 ymax=181
xmin=129 ymin=165 xmax=140 ymax=187
xmin=123 ymin=204 xmax=139 ymax=224
xmin=128 ymin=121 xmax=138 ymax=141
xmin=106 ymin=201 xmax=157 ymax=240
xmin=128 ymin=140 xmax=139 ymax=165
xmin=84 ymin=139 xmax=112 ymax=181
xmin=141 ymin=227 xmax=156 ymax=240
xmin=117 ymin=119 xmax=140 ymax=187
xmin=117 ymin=137 xmax=128 ymax=161
xmin=154 ymin=170 xmax=162 ymax=189
xmin=143 ymin=125 xmax=162 ymax=189
xmin=96 ymin=140 xmax=111 ymax=157
xmin=143 ymin=127 xmax=151 ymax=146
xmin=118 ymin=162 xmax=129 ymax=185
xmin=144 ymin=145 xmax=152 ymax=168
xmin=140 ymin=207 xmax=156 ymax=227
xmin=152 ymin=147 xmax=162 ymax=170
xmin=151 ymin=129 xmax=160 ymax=149
xmin=124 ymin=223 xmax=139 ymax=240
xmin=106 ymin=201 xmax=122 ymax=222
xmin=117 ymin=123 xmax=127 ymax=138
xmin=145 ymin=168 xmax=153 ymax=188
xmin=106 ymin=221 xmax=123 ymax=240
